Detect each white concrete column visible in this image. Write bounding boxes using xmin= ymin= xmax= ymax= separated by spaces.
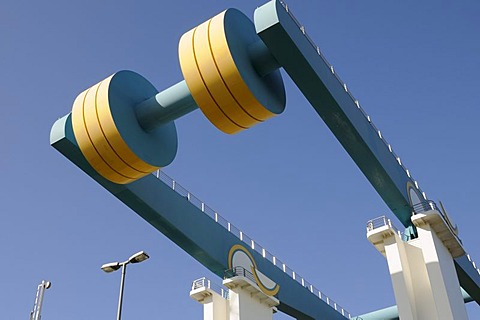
xmin=190 ymin=282 xmax=228 ymax=320
xmin=383 ymin=234 xmax=438 ymax=320
xmin=383 ymin=233 xmax=416 ymax=320
xmin=414 ymin=220 xmax=468 ymax=320
xmin=223 ymin=275 xmax=278 ymax=320
xmin=227 ymin=286 xmax=275 ymax=320
xmin=191 ymin=275 xmax=278 ymax=320
xmin=367 ymin=213 xmax=468 ymax=320
xmin=203 ymin=291 xmax=228 ymax=320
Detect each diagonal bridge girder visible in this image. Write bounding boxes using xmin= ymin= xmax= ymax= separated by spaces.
xmin=254 ymin=0 xmax=480 ymax=305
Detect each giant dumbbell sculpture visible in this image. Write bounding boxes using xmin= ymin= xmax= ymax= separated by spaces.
xmin=71 ymin=9 xmax=286 ymax=184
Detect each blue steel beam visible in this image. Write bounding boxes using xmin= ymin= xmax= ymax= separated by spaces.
xmin=50 ymin=114 xmax=348 ymax=320
xmin=254 ymin=0 xmax=480 ymax=305
xmin=255 ymin=0 xmax=420 ymax=229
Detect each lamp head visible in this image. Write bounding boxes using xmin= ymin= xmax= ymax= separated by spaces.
xmin=43 ymin=281 xmax=52 ymax=289
xmin=101 ymin=262 xmax=121 ymax=273
xmin=128 ymin=251 xmax=150 ymax=264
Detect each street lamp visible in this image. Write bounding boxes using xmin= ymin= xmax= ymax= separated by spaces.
xmin=101 ymin=251 xmax=150 ymax=320
xmin=30 ymin=280 xmax=52 ymax=320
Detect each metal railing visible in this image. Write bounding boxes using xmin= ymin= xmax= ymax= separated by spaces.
xmin=152 ymin=169 xmax=351 ymax=318
xmin=414 ymin=202 xmax=480 ymax=278
xmin=277 ymin=0 xmax=426 ymax=204
xmin=366 ymin=215 xmax=402 ymax=238
xmin=412 ymin=200 xmax=440 ymax=214
xmin=412 ymin=200 xmax=457 ymax=235
xmin=191 ymin=277 xmax=229 ymax=299
xmin=412 ymin=199 xmax=466 ymax=247
xmin=224 ymin=266 xmax=257 ymax=285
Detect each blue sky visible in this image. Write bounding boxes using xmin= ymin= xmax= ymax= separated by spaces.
xmin=2 ymin=0 xmax=479 ymax=318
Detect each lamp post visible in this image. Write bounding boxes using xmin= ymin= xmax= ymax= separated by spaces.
xmin=101 ymin=251 xmax=150 ymax=320
xmin=30 ymin=280 xmax=52 ymax=320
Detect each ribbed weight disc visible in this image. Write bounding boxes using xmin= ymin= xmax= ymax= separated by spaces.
xmin=96 ymin=71 xmax=177 ymax=173
xmin=208 ymin=10 xmax=282 ymax=121
xmin=193 ymin=19 xmax=260 ymax=128
xmin=95 ymin=75 xmax=158 ymax=174
xmin=179 ymin=29 xmax=243 ymax=134
xmin=71 ymin=86 xmax=137 ymax=184
xmin=83 ymin=79 xmax=148 ymax=179
xmin=71 ymin=71 xmax=178 ymax=184
xmin=179 ymin=9 xmax=285 ymax=134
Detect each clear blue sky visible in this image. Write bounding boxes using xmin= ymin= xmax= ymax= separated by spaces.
xmin=2 ymin=0 xmax=479 ymax=318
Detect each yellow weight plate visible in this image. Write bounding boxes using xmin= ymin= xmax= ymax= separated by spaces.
xmin=209 ymin=11 xmax=275 ymax=122
xmin=71 ymin=86 xmax=136 ymax=184
xmin=82 ymin=80 xmax=146 ymax=179
xmin=96 ymin=75 xmax=159 ymax=174
xmin=179 ymin=28 xmax=244 ymax=134
xmin=194 ymin=19 xmax=260 ymax=128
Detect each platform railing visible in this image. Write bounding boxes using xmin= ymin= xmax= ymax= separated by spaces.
xmin=412 ymin=200 xmax=440 ymax=214
xmin=224 ymin=266 xmax=256 ymax=284
xmin=366 ymin=215 xmax=402 ymax=238
xmin=153 ymin=169 xmax=351 ymax=319
xmin=191 ymin=277 xmax=229 ymax=299
xmin=412 ymin=200 xmax=480 ymax=275
xmin=371 ymin=203 xmax=480 ymax=277
xmin=412 ymin=200 xmax=460 ymax=240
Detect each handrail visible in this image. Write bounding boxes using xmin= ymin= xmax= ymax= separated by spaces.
xmin=366 ymin=215 xmax=403 ymax=238
xmin=153 ymin=169 xmax=351 ymax=318
xmin=378 ymin=200 xmax=480 ymax=275
xmin=411 ymin=200 xmax=440 ymax=214
xmin=412 ymin=200 xmax=457 ymax=237
xmin=224 ymin=266 xmax=257 ymax=285
xmin=191 ymin=277 xmax=229 ymax=299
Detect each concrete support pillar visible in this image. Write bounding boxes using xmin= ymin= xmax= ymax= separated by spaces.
xmin=413 ymin=217 xmax=468 ymax=319
xmin=190 ymin=275 xmax=278 ymax=320
xmin=383 ymin=233 xmax=437 ymax=319
xmin=367 ymin=211 xmax=468 ymax=320
xmin=190 ymin=281 xmax=228 ymax=320
xmin=202 ymin=291 xmax=228 ymax=320
xmin=224 ymin=279 xmax=278 ymax=320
